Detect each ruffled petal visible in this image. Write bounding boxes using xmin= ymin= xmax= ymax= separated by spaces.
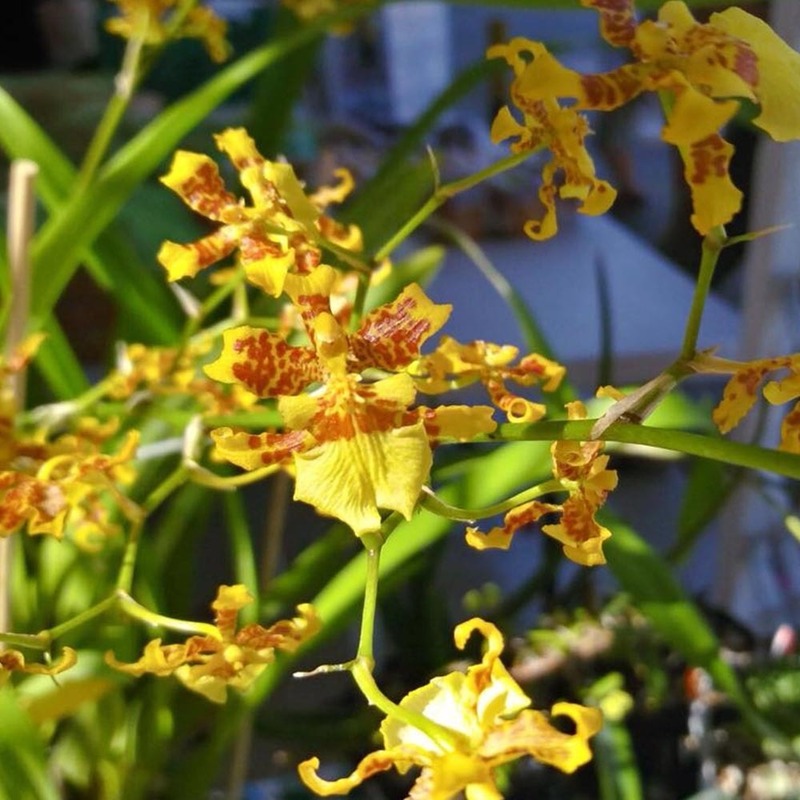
xmin=292 ymin=421 xmax=432 ymax=536
xmin=712 ymin=6 xmax=800 ymax=142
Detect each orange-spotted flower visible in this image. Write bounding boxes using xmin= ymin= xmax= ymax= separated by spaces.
xmin=488 ymin=38 xmax=616 ymax=240
xmin=0 ymin=423 xmax=140 ymax=541
xmin=695 ymin=351 xmax=800 ymax=453
xmin=205 ymin=276 xmax=496 ymax=535
xmin=0 ymin=647 xmax=77 ymax=688
xmin=157 ymin=128 xmax=362 ymax=296
xmin=412 ymin=336 xmax=565 ymax=423
xmin=108 ymin=341 xmax=258 ymax=417
xmin=0 ymin=339 xmax=140 ymax=541
xmin=106 ymin=0 xmax=231 ymax=62
xmin=505 ymin=0 xmax=800 ymax=235
xmin=299 ymin=618 xmax=602 ymax=798
xmin=106 ymin=585 xmax=319 ymax=703
xmin=467 ymin=402 xmax=617 ymax=566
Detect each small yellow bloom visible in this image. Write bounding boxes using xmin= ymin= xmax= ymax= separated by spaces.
xmin=0 ymin=647 xmax=77 ymax=688
xmin=106 ymin=585 xmax=319 ymax=703
xmin=412 ymin=336 xmax=565 ymax=422
xmin=467 ymin=402 xmax=617 ymax=566
xmin=695 ymin=351 xmax=800 ymax=453
xmin=508 ymin=0 xmax=800 ymax=235
xmin=299 ymin=618 xmax=602 ymax=798
xmin=106 ymin=0 xmax=231 ymax=62
xmin=108 ymin=341 xmax=258 ymax=417
xmin=157 ymin=129 xmax=361 ymax=296
xmin=206 ymin=284 xmax=496 ymax=535
xmin=0 ymin=346 xmax=140 ymax=544
xmin=489 ymin=38 xmax=616 ymax=240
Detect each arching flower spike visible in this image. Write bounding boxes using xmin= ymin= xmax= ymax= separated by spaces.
xmin=299 ymin=618 xmax=602 ymax=798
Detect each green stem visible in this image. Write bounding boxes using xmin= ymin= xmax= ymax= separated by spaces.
xmin=356 ymin=545 xmax=381 ymax=662
xmin=43 ymin=595 xmax=119 ymax=643
xmin=374 ymin=150 xmax=533 ymax=262
xmin=349 ymin=272 xmax=371 ymax=333
xmin=0 ymin=631 xmax=49 ymax=650
xmin=679 ymin=227 xmax=725 ymax=360
xmin=76 ymin=31 xmax=146 ymax=190
xmin=349 ymin=658 xmax=462 ymax=751
xmin=116 ymin=590 xmax=221 ymax=639
xmin=493 ymin=419 xmax=800 ymax=480
xmin=420 ymin=478 xmax=563 ymax=522
xmin=117 ymin=465 xmax=188 ymax=592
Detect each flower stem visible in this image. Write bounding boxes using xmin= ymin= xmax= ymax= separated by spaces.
xmin=680 ymin=227 xmax=725 ymax=361
xmin=374 ymin=150 xmax=532 ymax=262
xmin=420 ymin=479 xmax=563 ymax=521
xmin=494 ymin=419 xmax=800 ymax=481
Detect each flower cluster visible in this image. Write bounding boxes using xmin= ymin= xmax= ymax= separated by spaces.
xmin=467 ymin=401 xmax=617 ymax=566
xmin=106 ymin=0 xmax=230 ymax=62
xmin=108 ymin=341 xmax=259 ymax=418
xmin=0 ymin=340 xmax=139 ymax=544
xmin=158 ymin=128 xmax=361 ymax=297
xmin=299 ymin=618 xmax=602 ymax=798
xmin=107 ymin=585 xmax=319 ymax=703
xmin=491 ymin=0 xmax=800 ymax=237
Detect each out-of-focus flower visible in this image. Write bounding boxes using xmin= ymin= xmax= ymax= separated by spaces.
xmin=467 ymin=401 xmax=617 ymax=566
xmin=158 ymin=129 xmax=362 ymax=297
xmin=106 ymin=585 xmax=319 ymax=703
xmin=106 ymin=0 xmax=231 ymax=62
xmin=695 ymin=351 xmax=800 ymax=453
xmin=0 ymin=340 xmax=139 ymax=541
xmin=489 ymin=38 xmax=616 ymax=240
xmin=299 ymin=618 xmax=602 ymax=798
xmin=108 ymin=341 xmax=258 ymax=416
xmin=505 ymin=0 xmax=800 ymax=234
xmin=0 ymin=647 xmax=77 ymax=688
xmin=206 ymin=278 xmax=496 ymax=535
xmin=412 ymin=336 xmax=565 ymax=422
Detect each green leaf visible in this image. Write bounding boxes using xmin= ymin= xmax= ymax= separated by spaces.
xmin=34 ymin=317 xmax=89 ymax=398
xmin=0 ymin=84 xmax=181 ymax=347
xmin=671 ymin=458 xmax=735 ymax=563
xmin=28 ymin=16 xmax=351 ymax=330
xmin=604 ymin=514 xmax=781 ymax=743
xmin=593 ymin=721 xmax=643 ymax=800
xmin=0 ymin=689 xmax=60 ymax=800
xmin=363 ymin=245 xmax=445 ymax=311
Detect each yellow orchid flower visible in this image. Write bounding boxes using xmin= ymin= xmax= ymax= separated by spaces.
xmin=299 ymin=618 xmax=602 ymax=798
xmin=206 ymin=281 xmax=496 ymax=535
xmin=157 ymin=128 xmax=362 ymax=296
xmin=412 ymin=336 xmax=565 ymax=423
xmin=106 ymin=585 xmax=319 ymax=703
xmin=488 ymin=38 xmax=616 ymax=240
xmin=694 ymin=351 xmax=800 ymax=453
xmin=0 ymin=339 xmax=140 ymax=541
xmin=467 ymin=402 xmax=617 ymax=566
xmin=0 ymin=647 xmax=78 ymax=688
xmin=106 ymin=0 xmax=231 ymax=62
xmin=108 ymin=341 xmax=258 ymax=416
xmin=504 ymin=0 xmax=800 ymax=235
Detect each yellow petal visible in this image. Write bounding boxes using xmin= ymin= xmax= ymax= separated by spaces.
xmin=712 ymin=6 xmax=800 ymax=142
xmin=292 ymin=422 xmax=431 ymax=536
xmin=680 ymin=133 xmax=742 ymax=235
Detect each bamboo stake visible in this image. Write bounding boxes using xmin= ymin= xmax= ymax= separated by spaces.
xmin=0 ymin=159 xmax=38 ymax=636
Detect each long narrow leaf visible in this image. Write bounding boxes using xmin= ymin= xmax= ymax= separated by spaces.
xmin=0 ymin=85 xmax=180 ymax=344
xmin=29 ymin=11 xmax=367 ymax=327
